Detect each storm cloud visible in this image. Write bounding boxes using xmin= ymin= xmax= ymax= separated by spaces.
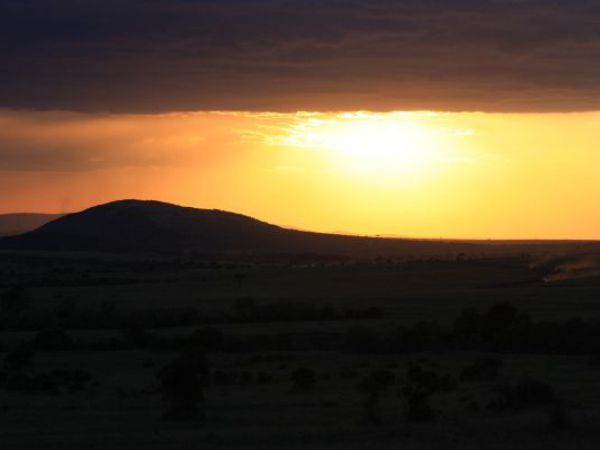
xmin=3 ymin=0 xmax=600 ymax=112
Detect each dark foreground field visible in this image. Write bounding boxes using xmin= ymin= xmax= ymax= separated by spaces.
xmin=2 ymin=251 xmax=600 ymax=449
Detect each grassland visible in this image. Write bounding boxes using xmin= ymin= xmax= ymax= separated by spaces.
xmin=1 ymin=251 xmax=600 ymax=448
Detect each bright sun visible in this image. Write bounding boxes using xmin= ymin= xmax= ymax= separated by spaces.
xmin=324 ymin=121 xmax=438 ymax=175
xmin=281 ymin=113 xmax=445 ymax=182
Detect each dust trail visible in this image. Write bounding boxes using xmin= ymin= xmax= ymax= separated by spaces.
xmin=538 ymin=255 xmax=600 ymax=282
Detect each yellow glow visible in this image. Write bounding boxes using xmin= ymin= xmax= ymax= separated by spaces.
xmin=273 ymin=112 xmax=469 ymax=185
xmin=304 ymin=118 xmax=441 ymax=181
xmin=3 ymin=110 xmax=600 ymax=239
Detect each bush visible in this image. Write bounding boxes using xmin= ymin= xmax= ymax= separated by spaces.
xmin=547 ymin=398 xmax=571 ymax=431
xmin=515 ymin=378 xmax=555 ymax=406
xmin=157 ymin=351 xmax=210 ymax=420
xmin=0 ymin=287 xmax=30 ymax=314
xmin=239 ymin=371 xmax=254 ymax=386
xmin=438 ymin=374 xmax=458 ymax=392
xmin=460 ymin=358 xmax=503 ymax=382
xmin=291 ymin=368 xmax=316 ymax=392
xmin=212 ymin=370 xmax=236 ymax=386
xmin=401 ymin=383 xmax=436 ymax=422
xmin=357 ymin=370 xmax=396 ymax=425
xmin=33 ymin=327 xmax=74 ymax=351
xmin=4 ymin=347 xmax=34 ymax=370
xmin=488 ymin=378 xmax=555 ymax=413
xmin=257 ymin=371 xmax=274 ymax=384
xmin=189 ymin=327 xmax=224 ymax=351
xmin=4 ymin=369 xmax=92 ymax=395
xmin=344 ymin=327 xmax=387 ymax=353
xmin=48 ymin=369 xmax=92 ymax=391
xmin=122 ymin=325 xmax=153 ymax=348
xmin=339 ymin=368 xmax=359 ymax=380
xmin=401 ymin=363 xmax=438 ymax=422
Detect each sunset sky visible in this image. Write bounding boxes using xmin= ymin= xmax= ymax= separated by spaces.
xmin=3 ymin=0 xmax=600 ymax=239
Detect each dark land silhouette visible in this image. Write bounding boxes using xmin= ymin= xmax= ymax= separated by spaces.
xmin=1 ymin=200 xmax=600 ymax=449
xmin=2 ymin=199 xmax=599 ymax=260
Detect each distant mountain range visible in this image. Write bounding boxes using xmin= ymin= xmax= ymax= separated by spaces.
xmin=1 ymin=200 xmax=598 ymax=258
xmin=0 ymin=213 xmax=64 ymax=237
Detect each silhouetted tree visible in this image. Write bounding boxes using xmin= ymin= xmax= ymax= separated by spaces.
xmin=0 ymin=287 xmax=30 ymax=315
xmin=488 ymin=377 xmax=555 ymax=413
xmin=460 ymin=358 xmax=503 ymax=382
xmin=401 ymin=363 xmax=438 ymax=422
xmin=189 ymin=327 xmax=224 ymax=352
xmin=453 ymin=307 xmax=481 ymax=346
xmin=122 ymin=325 xmax=153 ymax=348
xmin=4 ymin=347 xmax=34 ymax=370
xmin=483 ymin=302 xmax=519 ymax=341
xmin=291 ymin=368 xmax=316 ymax=392
xmin=157 ymin=350 xmax=210 ymax=420
xmin=547 ymin=398 xmax=571 ymax=431
xmin=33 ymin=326 xmax=74 ymax=351
xmin=358 ymin=370 xmax=395 ymax=424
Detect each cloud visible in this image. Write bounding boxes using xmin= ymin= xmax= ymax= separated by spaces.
xmin=0 ymin=110 xmax=251 ymax=171
xmin=2 ymin=0 xmax=600 ymax=113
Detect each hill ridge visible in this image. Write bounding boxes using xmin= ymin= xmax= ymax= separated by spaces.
xmin=2 ymin=199 xmax=600 ymax=258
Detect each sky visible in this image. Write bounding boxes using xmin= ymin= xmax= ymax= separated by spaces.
xmin=2 ymin=0 xmax=600 ymax=239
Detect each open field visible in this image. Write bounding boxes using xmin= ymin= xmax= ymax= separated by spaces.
xmin=2 ymin=251 xmax=600 ymax=448
xmin=2 ymin=349 xmax=600 ymax=449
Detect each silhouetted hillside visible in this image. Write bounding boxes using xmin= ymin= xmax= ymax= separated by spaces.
xmin=0 ymin=200 xmax=285 ymax=254
xmin=0 ymin=213 xmax=64 ymax=237
xmin=1 ymin=200 xmax=599 ymax=258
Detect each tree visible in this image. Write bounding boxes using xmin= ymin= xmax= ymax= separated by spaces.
xmin=290 ymin=368 xmax=316 ymax=392
xmin=401 ymin=363 xmax=438 ymax=422
xmin=0 ymin=287 xmax=30 ymax=315
xmin=157 ymin=350 xmax=210 ymax=420
xmin=34 ymin=326 xmax=74 ymax=351
xmin=358 ymin=370 xmax=395 ymax=424
xmin=4 ymin=346 xmax=34 ymax=371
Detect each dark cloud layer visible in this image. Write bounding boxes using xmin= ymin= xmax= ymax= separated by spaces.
xmin=2 ymin=0 xmax=600 ymax=112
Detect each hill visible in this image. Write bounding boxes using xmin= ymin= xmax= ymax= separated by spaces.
xmin=1 ymin=200 xmax=599 ymax=258
xmin=0 ymin=213 xmax=64 ymax=237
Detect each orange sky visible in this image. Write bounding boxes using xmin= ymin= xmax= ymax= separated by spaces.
xmin=2 ymin=109 xmax=600 ymax=239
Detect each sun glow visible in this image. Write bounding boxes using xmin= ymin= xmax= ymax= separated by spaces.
xmin=9 ymin=109 xmax=600 ymax=239
xmin=277 ymin=113 xmax=453 ymax=182
xmin=324 ymin=120 xmax=441 ymax=177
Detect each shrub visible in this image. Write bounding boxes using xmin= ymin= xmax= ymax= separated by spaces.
xmin=0 ymin=287 xmax=30 ymax=314
xmin=4 ymin=347 xmax=34 ymax=370
xmin=488 ymin=378 xmax=555 ymax=413
xmin=401 ymin=383 xmax=436 ymax=422
xmin=438 ymin=374 xmax=458 ymax=392
xmin=257 ymin=371 xmax=274 ymax=384
xmin=487 ymin=382 xmax=520 ymax=413
xmin=291 ymin=368 xmax=316 ymax=392
xmin=401 ymin=363 xmax=438 ymax=422
xmin=453 ymin=307 xmax=481 ymax=340
xmin=344 ymin=326 xmax=392 ymax=353
xmin=339 ymin=368 xmax=359 ymax=380
xmin=122 ymin=325 xmax=153 ymax=348
xmin=6 ymin=373 xmax=34 ymax=393
xmin=239 ymin=371 xmax=254 ymax=386
xmin=48 ymin=369 xmax=92 ymax=391
xmin=515 ymin=378 xmax=555 ymax=406
xmin=357 ymin=370 xmax=396 ymax=425
xmin=33 ymin=327 xmax=74 ymax=351
xmin=157 ymin=351 xmax=210 ymax=420
xmin=460 ymin=358 xmax=503 ymax=382
xmin=547 ymin=398 xmax=571 ymax=431
xmin=189 ymin=327 xmax=224 ymax=351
